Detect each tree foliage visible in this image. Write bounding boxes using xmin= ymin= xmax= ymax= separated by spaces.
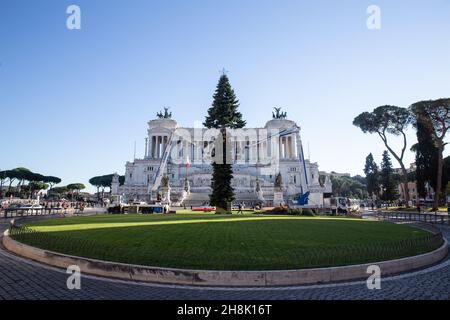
xmin=353 ymin=105 xmax=413 ymax=203
xmin=411 ymin=98 xmax=450 ymax=209
xmin=66 ymin=183 xmax=86 ymax=191
xmin=204 ymin=75 xmax=246 ymax=130
xmin=330 ymin=175 xmax=368 ymax=199
xmin=363 ymin=153 xmax=379 ymax=197
xmin=89 ymin=174 xmax=125 ymax=200
xmin=89 ymin=174 xmax=124 ymax=188
xmin=410 ymin=105 xmax=439 ymax=197
xmin=0 ymin=167 xmax=61 ymax=198
xmin=43 ymin=176 xmax=62 ymax=189
xmin=380 ymin=151 xmax=399 ymax=201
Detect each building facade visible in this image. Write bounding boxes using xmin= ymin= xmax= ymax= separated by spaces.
xmin=112 ymin=114 xmax=332 ymax=206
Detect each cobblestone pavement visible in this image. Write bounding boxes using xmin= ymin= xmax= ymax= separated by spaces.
xmin=0 ymin=217 xmax=449 ymax=300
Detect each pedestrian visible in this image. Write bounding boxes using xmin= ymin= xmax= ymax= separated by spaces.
xmin=237 ymin=203 xmax=243 ymax=214
xmin=416 ymin=199 xmax=421 ymax=213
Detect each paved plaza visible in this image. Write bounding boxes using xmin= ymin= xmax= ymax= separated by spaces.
xmin=0 ymin=218 xmax=449 ymax=300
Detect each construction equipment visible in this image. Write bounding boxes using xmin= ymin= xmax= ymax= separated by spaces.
xmin=149 ymin=132 xmax=175 ymax=199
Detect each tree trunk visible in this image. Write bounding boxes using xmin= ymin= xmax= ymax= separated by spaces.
xmin=399 ymin=166 xmax=410 ymax=206
xmin=381 ymin=138 xmax=410 ymax=206
xmin=18 ymin=180 xmax=23 ymax=196
xmin=434 ymin=140 xmax=444 ymax=211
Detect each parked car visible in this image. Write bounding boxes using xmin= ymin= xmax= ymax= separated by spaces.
xmin=132 ymin=201 xmax=147 ymax=205
xmin=19 ymin=204 xmax=43 ymax=210
xmin=7 ymin=204 xmax=22 ymax=210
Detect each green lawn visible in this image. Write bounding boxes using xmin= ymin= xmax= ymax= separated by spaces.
xmin=13 ymin=214 xmax=440 ymax=270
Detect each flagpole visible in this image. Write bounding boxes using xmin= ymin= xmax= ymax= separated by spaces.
xmin=184 ymin=156 xmax=190 ymax=210
xmin=185 ymin=156 xmax=190 ymax=188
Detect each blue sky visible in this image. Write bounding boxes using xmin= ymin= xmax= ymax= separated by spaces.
xmin=1 ymin=0 xmax=449 ymax=192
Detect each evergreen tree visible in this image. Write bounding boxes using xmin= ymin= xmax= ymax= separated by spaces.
xmin=204 ymin=74 xmax=246 ymax=212
xmin=411 ymin=108 xmax=439 ymax=198
xmin=363 ymin=153 xmax=379 ymax=198
xmin=204 ymin=75 xmax=246 ymax=130
xmin=380 ymin=151 xmax=399 ymax=201
xmin=411 ymin=99 xmax=450 ymax=210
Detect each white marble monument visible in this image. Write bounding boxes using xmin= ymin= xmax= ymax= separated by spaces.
xmin=112 ymin=109 xmax=332 ymax=207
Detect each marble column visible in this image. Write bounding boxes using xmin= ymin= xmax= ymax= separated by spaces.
xmin=145 ymin=138 xmax=148 ymax=159
xmin=288 ymin=136 xmax=292 ymax=158
xmin=285 ymin=137 xmax=289 ymax=159
xmin=284 ymin=137 xmax=287 ymax=159
xmin=293 ymin=135 xmax=298 ymax=158
xmin=279 ymin=137 xmax=282 ymax=159
xmin=162 ymin=136 xmax=167 ymax=157
xmin=157 ymin=136 xmax=162 ymax=158
xmin=150 ymin=136 xmax=154 ymax=158
xmin=280 ymin=137 xmax=283 ymax=159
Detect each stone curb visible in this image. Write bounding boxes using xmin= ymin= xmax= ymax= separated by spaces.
xmin=2 ymin=229 xmax=448 ymax=287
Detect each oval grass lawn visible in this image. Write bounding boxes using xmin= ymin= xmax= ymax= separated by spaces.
xmin=14 ymin=214 xmax=438 ymax=270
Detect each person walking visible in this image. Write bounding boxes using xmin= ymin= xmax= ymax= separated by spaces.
xmin=237 ymin=202 xmax=243 ymax=214
xmin=416 ymin=198 xmax=421 ymax=214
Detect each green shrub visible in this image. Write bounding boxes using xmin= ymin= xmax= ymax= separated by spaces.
xmin=301 ymin=209 xmax=315 ymax=216
xmin=265 ymin=207 xmax=315 ymax=216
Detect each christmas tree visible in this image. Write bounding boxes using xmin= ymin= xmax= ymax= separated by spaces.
xmin=204 ymin=74 xmax=246 ymax=212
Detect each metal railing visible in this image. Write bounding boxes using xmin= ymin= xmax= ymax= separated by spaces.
xmin=379 ymin=211 xmax=450 ymax=225
xmin=1 ymin=207 xmax=87 ymax=219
